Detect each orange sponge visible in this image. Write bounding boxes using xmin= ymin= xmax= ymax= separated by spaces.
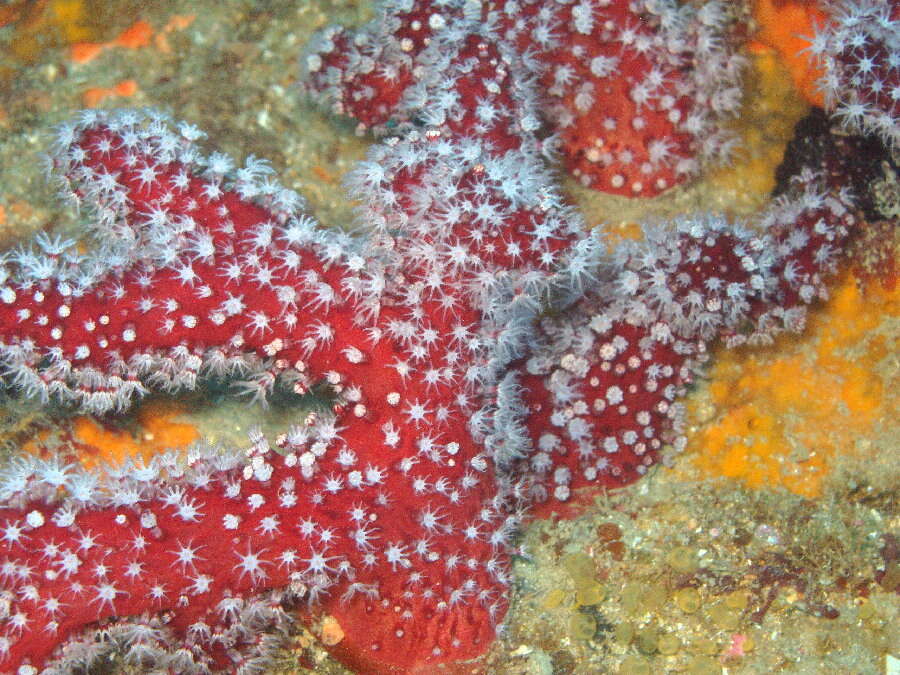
xmin=71 ymin=400 xmax=200 ymax=470
xmin=750 ymin=0 xmax=828 ymax=106
xmin=690 ymin=273 xmax=898 ymax=498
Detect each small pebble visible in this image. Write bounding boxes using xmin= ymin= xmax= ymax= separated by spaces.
xmin=707 ymin=601 xmax=741 ymax=631
xmin=319 ymin=615 xmax=344 ymax=646
xmin=597 ymin=522 xmax=622 ymax=542
xmin=674 ymin=587 xmax=702 ymax=613
xmin=687 ymin=655 xmax=721 ymax=675
xmin=576 ymin=583 xmax=605 ymax=606
xmin=636 ymin=626 xmax=658 ymax=654
xmin=615 ymin=622 xmax=634 ymax=645
xmin=542 ymin=588 xmax=566 ymax=610
xmin=658 ymin=632 xmax=681 ymax=655
xmin=570 ymin=612 xmax=596 ymax=641
xmin=562 ymin=552 xmax=595 ymax=581
xmin=619 ymin=655 xmax=651 ymax=675
xmin=666 ymin=546 xmax=699 ymax=573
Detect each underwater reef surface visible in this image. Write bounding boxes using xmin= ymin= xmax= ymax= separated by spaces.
xmin=0 ymin=1 xmax=896 ymax=673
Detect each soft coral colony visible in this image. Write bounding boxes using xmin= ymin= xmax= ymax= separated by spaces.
xmin=0 ymin=0 xmax=895 ymax=673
